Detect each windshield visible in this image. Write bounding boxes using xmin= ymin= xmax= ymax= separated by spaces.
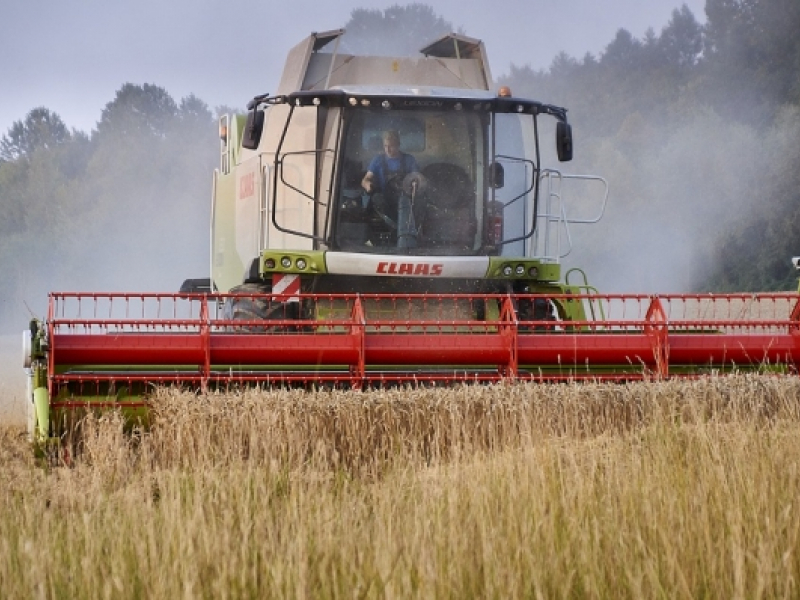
xmin=331 ymin=106 xmax=539 ymax=256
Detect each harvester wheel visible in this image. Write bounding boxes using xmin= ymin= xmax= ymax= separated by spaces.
xmin=223 ymin=283 xmax=298 ymax=332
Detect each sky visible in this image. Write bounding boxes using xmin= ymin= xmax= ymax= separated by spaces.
xmin=0 ymin=0 xmax=706 ymax=136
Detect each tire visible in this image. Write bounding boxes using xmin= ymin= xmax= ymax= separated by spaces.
xmin=222 ymin=282 xmax=299 ymax=332
xmin=223 ymin=283 xmax=271 ymax=320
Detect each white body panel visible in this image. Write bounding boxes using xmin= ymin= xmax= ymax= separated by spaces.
xmin=259 ymin=104 xmax=316 ymax=251
xmin=234 ymin=156 xmax=261 ymax=265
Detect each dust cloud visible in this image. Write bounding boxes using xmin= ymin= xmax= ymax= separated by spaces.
xmin=555 ymin=109 xmax=798 ymax=294
xmin=0 ymin=218 xmax=209 ymax=426
xmin=0 ymin=335 xmax=26 ymax=426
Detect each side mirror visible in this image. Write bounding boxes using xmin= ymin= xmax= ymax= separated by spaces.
xmin=556 ymin=121 xmax=573 ymax=162
xmin=489 ymin=162 xmax=505 ymax=189
xmin=242 ymin=109 xmax=265 ymax=150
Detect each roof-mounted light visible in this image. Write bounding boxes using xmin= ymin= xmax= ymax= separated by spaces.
xmin=498 ymin=86 xmax=512 ymax=97
xmin=381 ymin=100 xmax=392 ymax=109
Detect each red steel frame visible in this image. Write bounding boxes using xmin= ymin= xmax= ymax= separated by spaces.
xmin=46 ymin=291 xmax=800 ymax=399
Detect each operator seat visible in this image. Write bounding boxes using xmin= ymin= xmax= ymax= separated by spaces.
xmin=421 ymin=162 xmax=477 ymax=249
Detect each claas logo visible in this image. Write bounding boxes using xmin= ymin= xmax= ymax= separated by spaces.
xmin=377 ymin=262 xmax=444 ymax=276
xmin=238 ymin=172 xmax=255 ymax=199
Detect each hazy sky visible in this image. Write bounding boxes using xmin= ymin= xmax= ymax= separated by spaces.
xmin=1 ymin=0 xmax=706 ymax=135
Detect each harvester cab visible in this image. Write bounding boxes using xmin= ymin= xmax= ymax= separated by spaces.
xmin=202 ymin=29 xmax=609 ymax=310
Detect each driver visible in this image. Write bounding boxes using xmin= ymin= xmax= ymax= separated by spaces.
xmin=361 ymin=129 xmax=428 ymax=248
xmin=361 ymin=129 xmax=420 ymax=194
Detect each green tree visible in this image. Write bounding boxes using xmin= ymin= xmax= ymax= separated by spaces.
xmin=659 ymin=5 xmax=703 ymax=68
xmin=96 ymin=83 xmax=178 ymax=139
xmin=0 ymin=107 xmax=71 ymax=162
xmin=343 ymin=3 xmax=460 ymax=56
xmin=703 ymin=0 xmax=800 ymax=122
xmin=0 ymin=84 xmax=219 ymax=329
xmin=703 ymin=0 xmax=756 ymax=58
xmin=80 ymin=84 xmax=216 ymax=292
xmin=600 ymin=29 xmax=643 ymax=72
xmin=0 ymin=123 xmax=93 ymax=327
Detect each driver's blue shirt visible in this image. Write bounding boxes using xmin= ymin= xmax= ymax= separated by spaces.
xmin=367 ymin=153 xmax=419 ymax=191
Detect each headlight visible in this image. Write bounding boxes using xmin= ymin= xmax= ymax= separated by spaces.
xmin=502 ymin=265 xmax=513 ymax=277
xmin=281 ymin=256 xmax=292 ymax=268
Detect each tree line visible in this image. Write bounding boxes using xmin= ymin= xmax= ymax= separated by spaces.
xmin=500 ymin=0 xmax=800 ymax=292
xmin=2 ymin=1 xmax=799 ymax=330
xmin=0 ymin=84 xmax=218 ymax=330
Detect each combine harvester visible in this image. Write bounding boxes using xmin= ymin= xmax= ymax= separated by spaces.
xmin=22 ymin=30 xmax=800 ymax=440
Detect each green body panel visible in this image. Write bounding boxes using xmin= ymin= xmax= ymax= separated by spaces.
xmin=259 ymin=252 xmax=563 ymax=283
xmin=485 ymin=258 xmax=560 ymax=282
xmin=260 ymin=250 xmax=327 ymax=276
xmin=33 ymin=388 xmax=49 ymax=442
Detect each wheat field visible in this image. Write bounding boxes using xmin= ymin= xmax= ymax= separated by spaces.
xmin=2 ymin=376 xmax=800 ymax=598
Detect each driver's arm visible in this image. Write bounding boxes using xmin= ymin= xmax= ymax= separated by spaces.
xmin=362 ymin=171 xmax=376 ymax=193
